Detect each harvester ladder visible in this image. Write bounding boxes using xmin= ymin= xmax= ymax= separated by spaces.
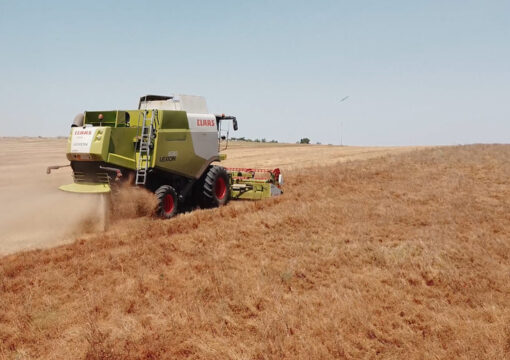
xmin=135 ymin=110 xmax=158 ymax=186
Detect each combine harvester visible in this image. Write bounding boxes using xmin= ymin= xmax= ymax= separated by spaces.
xmin=48 ymin=95 xmax=283 ymax=227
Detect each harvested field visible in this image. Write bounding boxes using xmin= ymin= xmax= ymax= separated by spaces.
xmin=219 ymin=141 xmax=419 ymax=169
xmin=1 ymin=142 xmax=510 ymax=359
xmin=0 ymin=138 xmax=419 ymax=255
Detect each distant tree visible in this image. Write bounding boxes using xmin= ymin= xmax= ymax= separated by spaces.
xmin=254 ymin=138 xmax=260 ymax=143
xmin=299 ymin=138 xmax=311 ymax=144
xmin=316 ymin=141 xmax=322 ymax=145
xmin=270 ymin=139 xmax=278 ymax=143
xmin=261 ymin=138 xmax=266 ymax=143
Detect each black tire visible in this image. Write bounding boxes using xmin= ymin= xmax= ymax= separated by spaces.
xmin=202 ymin=166 xmax=230 ymax=208
xmin=155 ymin=185 xmax=179 ymax=219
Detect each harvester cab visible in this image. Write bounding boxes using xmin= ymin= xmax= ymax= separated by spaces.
xmin=48 ymin=94 xmax=283 ymax=225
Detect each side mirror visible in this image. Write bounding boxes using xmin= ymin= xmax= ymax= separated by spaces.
xmin=233 ymin=119 xmax=238 ymax=131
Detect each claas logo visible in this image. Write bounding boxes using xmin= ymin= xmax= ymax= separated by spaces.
xmin=196 ymin=119 xmax=215 ymax=127
xmin=75 ymin=130 xmax=92 ymax=135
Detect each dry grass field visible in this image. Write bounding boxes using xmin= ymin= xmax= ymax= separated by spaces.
xmin=0 ymin=138 xmax=419 ymax=255
xmin=220 ymin=141 xmax=418 ymax=169
xmin=1 ymin=139 xmax=509 ymax=359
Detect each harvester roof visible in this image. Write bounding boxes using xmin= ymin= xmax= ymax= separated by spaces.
xmin=138 ymin=95 xmax=173 ymax=109
xmin=138 ymin=94 xmax=209 ymax=114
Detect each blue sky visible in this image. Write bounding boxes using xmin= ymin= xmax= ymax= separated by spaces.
xmin=0 ymin=0 xmax=509 ymax=145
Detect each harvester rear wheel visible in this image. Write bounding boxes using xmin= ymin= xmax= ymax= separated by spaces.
xmin=202 ymin=166 xmax=230 ymax=208
xmin=155 ymin=185 xmax=178 ymax=219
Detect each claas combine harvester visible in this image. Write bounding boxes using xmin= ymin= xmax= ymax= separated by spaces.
xmin=48 ymin=95 xmax=283 ymax=227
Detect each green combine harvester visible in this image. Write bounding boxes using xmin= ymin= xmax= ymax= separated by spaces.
xmin=48 ymin=95 xmax=283 ymax=223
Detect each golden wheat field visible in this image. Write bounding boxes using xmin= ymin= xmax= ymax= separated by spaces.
xmin=0 ymin=138 xmax=420 ymax=255
xmin=1 ymin=138 xmax=509 ymax=359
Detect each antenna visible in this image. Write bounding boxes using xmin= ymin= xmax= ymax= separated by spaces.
xmin=338 ymin=96 xmax=350 ymax=146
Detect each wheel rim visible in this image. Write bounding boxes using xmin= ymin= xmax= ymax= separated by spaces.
xmin=215 ymin=177 xmax=227 ymax=200
xmin=164 ymin=194 xmax=174 ymax=214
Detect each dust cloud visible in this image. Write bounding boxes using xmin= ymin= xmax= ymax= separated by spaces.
xmin=110 ymin=185 xmax=158 ymax=220
xmin=0 ymin=189 xmax=106 ymax=255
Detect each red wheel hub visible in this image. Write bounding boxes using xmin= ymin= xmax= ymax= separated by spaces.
xmin=215 ymin=177 xmax=227 ymax=200
xmin=164 ymin=194 xmax=174 ymax=214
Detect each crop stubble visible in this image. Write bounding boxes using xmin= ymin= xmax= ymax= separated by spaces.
xmin=0 ymin=140 xmax=509 ymax=359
